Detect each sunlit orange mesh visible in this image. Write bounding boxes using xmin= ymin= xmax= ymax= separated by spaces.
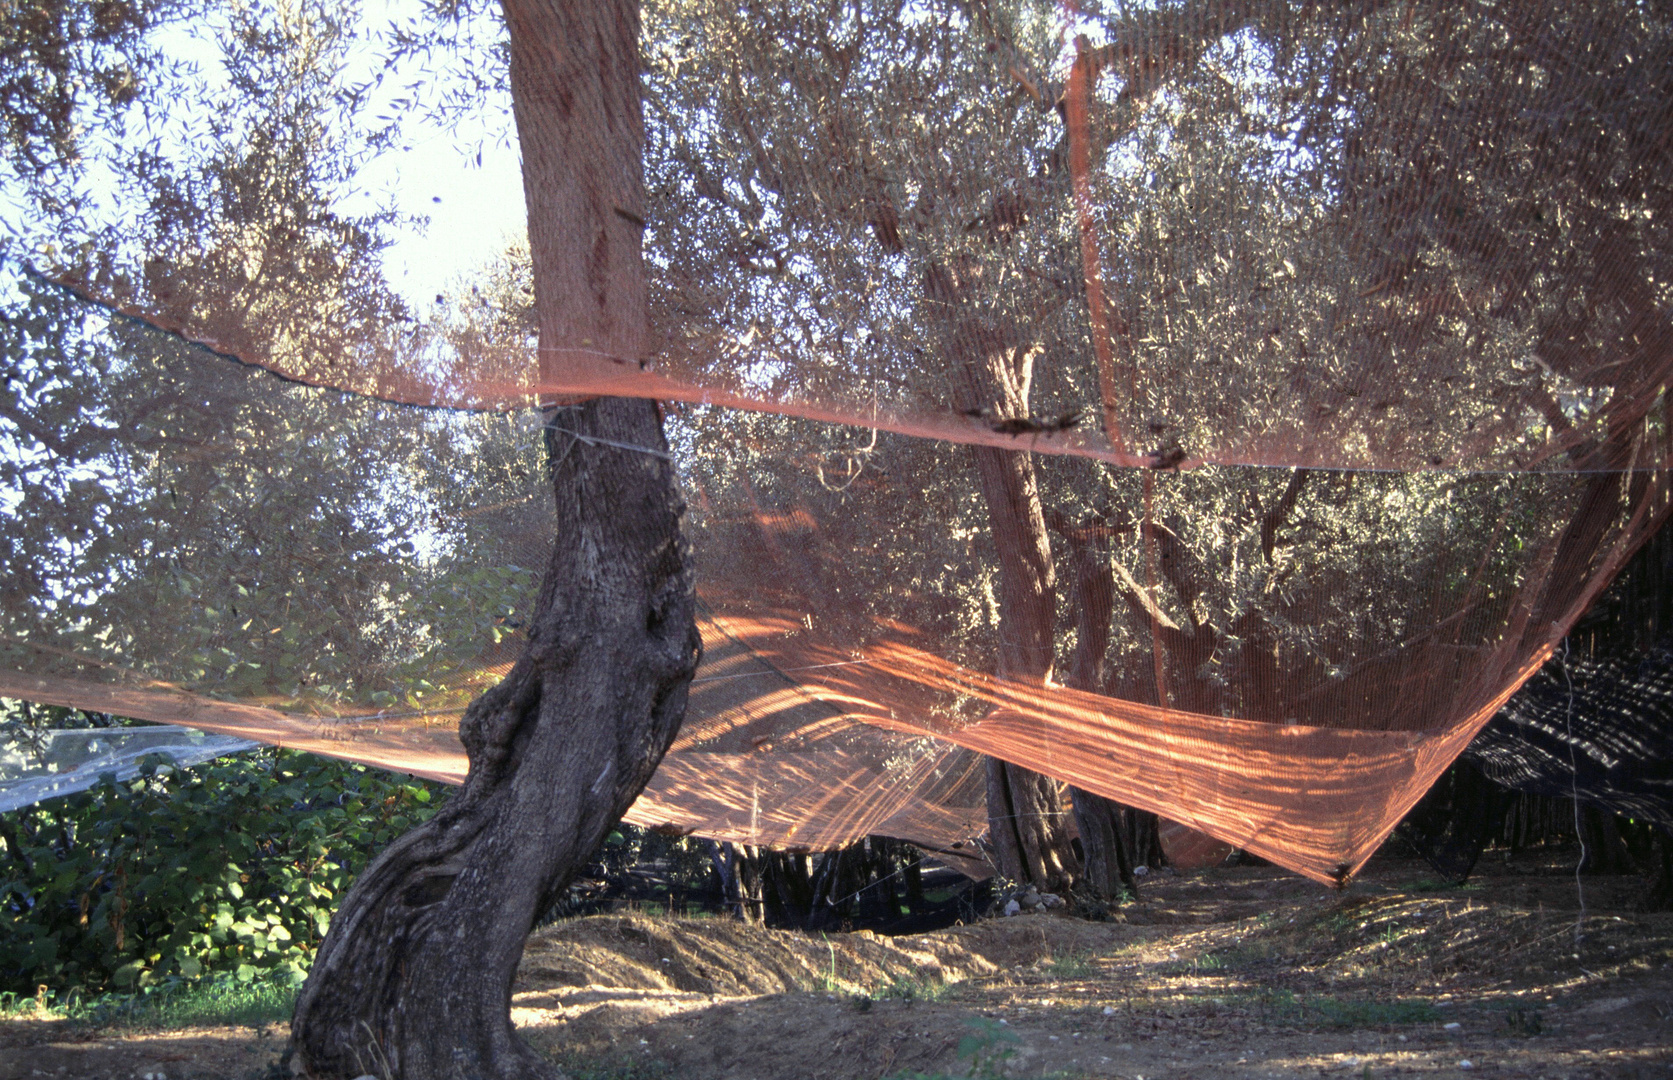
xmin=5 ymin=1 xmax=1673 ymax=886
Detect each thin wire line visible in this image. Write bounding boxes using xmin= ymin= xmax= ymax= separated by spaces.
xmin=1562 ymin=637 xmax=1587 ymax=946
xmin=691 ymin=659 xmax=874 ymax=684
xmin=543 ymin=425 xmax=673 ymax=461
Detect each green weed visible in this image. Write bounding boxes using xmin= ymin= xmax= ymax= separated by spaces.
xmin=888 ymin=1015 xmax=1021 ymax=1080
xmin=1041 ymin=951 xmax=1096 ymax=980
xmin=1396 ymin=878 xmax=1484 ymax=894
xmin=1 ymin=973 xmax=298 ymax=1030
xmin=1504 ymin=1005 xmax=1543 ymax=1036
xmin=878 ymin=972 xmax=950 ymax=1004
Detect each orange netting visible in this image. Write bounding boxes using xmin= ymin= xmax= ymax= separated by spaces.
xmin=4 ymin=0 xmax=1672 ymax=885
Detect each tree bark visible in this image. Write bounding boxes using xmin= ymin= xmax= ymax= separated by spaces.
xmin=288 ymin=4 xmax=700 ymax=1078
xmin=1050 ymin=510 xmax=1138 ymax=901
xmin=926 ymin=276 xmax=1077 ymax=892
xmin=972 ymin=437 xmax=1076 ymax=892
xmin=734 ymin=843 xmax=766 ymax=924
xmin=762 ymin=850 xmax=813 ymax=927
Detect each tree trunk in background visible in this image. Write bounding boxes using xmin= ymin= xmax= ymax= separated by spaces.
xmin=969 ymin=437 xmax=1078 ymax=891
xmin=1640 ymin=829 xmax=1673 ymax=911
xmin=928 ymin=276 xmax=1077 ymax=892
xmin=734 ymin=844 xmax=766 ymax=924
xmin=288 ymin=5 xmax=700 ymax=1078
xmin=1579 ymin=805 xmax=1637 ymax=876
xmin=1053 ymin=511 xmax=1139 ymax=901
xmin=708 ymin=840 xmax=740 ymax=914
xmin=763 ymin=850 xmax=814 ymax=926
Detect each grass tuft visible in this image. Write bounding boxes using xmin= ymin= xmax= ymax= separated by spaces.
xmin=1040 ymin=951 xmax=1096 ymax=980
xmin=1 ymin=975 xmax=298 ymax=1030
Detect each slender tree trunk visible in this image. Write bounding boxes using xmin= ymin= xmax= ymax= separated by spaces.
xmin=708 ymin=840 xmax=740 ymax=915
xmin=1051 ymin=511 xmax=1138 ymax=901
xmin=735 ymin=844 xmax=765 ymax=924
xmin=902 ymin=852 xmax=925 ymax=913
xmin=928 ymin=283 xmax=1077 ymax=892
xmin=969 ymin=442 xmax=1077 ymax=891
xmin=288 ymin=5 xmax=700 ymax=1078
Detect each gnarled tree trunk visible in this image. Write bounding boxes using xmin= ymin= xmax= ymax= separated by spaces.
xmin=287 ymin=4 xmax=699 ymax=1078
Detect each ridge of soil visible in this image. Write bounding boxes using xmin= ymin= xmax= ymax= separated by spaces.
xmin=4 ymin=853 xmax=1671 ymax=1079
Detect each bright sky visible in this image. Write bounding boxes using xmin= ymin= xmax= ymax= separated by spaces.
xmin=343 ymin=1 xmax=529 ymax=310
xmin=0 ymin=2 xmax=530 ymax=315
xmin=362 ymin=131 xmax=526 ymax=309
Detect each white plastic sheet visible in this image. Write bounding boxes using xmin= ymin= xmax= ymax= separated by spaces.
xmin=0 ymin=726 xmax=259 ymax=812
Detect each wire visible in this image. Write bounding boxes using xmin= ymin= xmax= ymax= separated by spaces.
xmin=690 ymin=658 xmax=874 ymax=684
xmin=543 ymin=425 xmax=673 ymax=461
xmin=1562 ymin=637 xmax=1586 ymax=947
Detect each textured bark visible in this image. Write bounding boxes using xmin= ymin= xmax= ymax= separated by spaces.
xmin=976 ymin=443 xmax=1078 ymax=892
xmin=969 ymin=433 xmax=1078 ymax=891
xmin=927 ymin=275 xmax=1076 ymax=891
xmin=1051 ymin=511 xmax=1138 ymax=901
xmin=733 ymin=843 xmax=766 ymax=924
xmin=761 ymin=850 xmax=813 ymax=926
xmin=287 ymin=4 xmax=699 ymax=1078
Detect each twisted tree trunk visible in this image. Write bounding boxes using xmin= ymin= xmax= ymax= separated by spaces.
xmin=288 ymin=4 xmax=699 ymax=1077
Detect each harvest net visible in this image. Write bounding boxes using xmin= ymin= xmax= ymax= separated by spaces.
xmin=3 ymin=0 xmax=1672 ymax=885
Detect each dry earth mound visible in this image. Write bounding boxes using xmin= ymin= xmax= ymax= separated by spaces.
xmin=515 ymin=912 xmax=1002 ymax=996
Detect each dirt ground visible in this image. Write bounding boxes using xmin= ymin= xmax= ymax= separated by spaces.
xmin=4 ymin=852 xmax=1671 ymax=1080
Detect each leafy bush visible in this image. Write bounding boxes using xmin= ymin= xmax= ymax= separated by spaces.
xmin=0 ymin=748 xmax=446 ymax=994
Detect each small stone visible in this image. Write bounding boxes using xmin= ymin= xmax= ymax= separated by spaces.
xmin=1004 ymin=898 xmax=1022 ymax=916
xmin=1443 ymin=1022 xmax=1461 ymax=1031
xmin=1133 ymin=865 xmax=1150 ymax=877
xmin=1040 ymin=892 xmax=1064 ymax=909
xmin=1103 ymin=1005 xmax=1117 ymax=1015
xmin=1459 ymin=1061 xmax=1474 ymax=1070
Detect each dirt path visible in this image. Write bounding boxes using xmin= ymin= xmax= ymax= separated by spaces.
xmin=5 ymin=855 xmax=1670 ymax=1079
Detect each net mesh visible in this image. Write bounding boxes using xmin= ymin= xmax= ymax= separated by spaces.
xmin=3 ymin=0 xmax=1672 ymax=885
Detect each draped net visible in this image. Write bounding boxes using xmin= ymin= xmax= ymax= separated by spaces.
xmin=3 ymin=0 xmax=1671 ymax=885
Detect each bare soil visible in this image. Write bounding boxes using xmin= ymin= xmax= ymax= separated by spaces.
xmin=4 ymin=853 xmax=1670 ymax=1079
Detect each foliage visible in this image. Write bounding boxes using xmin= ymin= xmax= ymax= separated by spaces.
xmin=0 ymin=0 xmax=181 ymax=188
xmin=877 ymin=971 xmax=951 ymax=1005
xmin=0 ymin=746 xmax=446 ymax=995
xmin=0 ymin=267 xmax=549 ymax=718
xmin=1039 ymin=950 xmax=1095 ymax=981
xmin=629 ymin=0 xmax=1670 ymax=730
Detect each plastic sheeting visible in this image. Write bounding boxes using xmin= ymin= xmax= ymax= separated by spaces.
xmin=0 ymin=726 xmax=259 ymax=813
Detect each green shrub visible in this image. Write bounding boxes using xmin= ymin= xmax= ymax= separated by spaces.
xmin=0 ymin=748 xmax=446 ymax=995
